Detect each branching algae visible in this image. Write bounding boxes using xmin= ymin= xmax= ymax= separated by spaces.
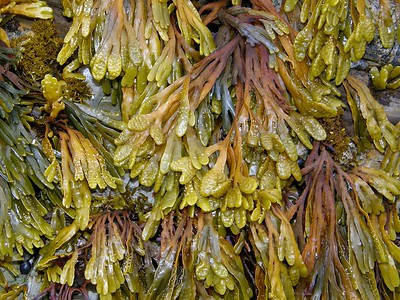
xmin=0 ymin=0 xmax=399 ymax=299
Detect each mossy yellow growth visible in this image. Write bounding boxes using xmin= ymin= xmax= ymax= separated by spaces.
xmin=62 ymin=77 xmax=92 ymax=103
xmin=13 ymin=19 xmax=63 ymax=85
xmin=319 ymin=114 xmax=351 ymax=163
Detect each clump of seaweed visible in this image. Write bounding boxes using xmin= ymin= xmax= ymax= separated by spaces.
xmin=62 ymin=77 xmax=92 ymax=103
xmin=292 ymin=142 xmax=400 ymax=298
xmin=249 ymin=205 xmax=308 ymax=299
xmin=285 ymin=0 xmax=398 ymax=85
xmin=0 ymin=37 xmax=59 ymax=300
xmin=370 ymin=64 xmax=400 ymax=90
xmin=0 ymin=0 xmax=400 ymax=298
xmin=36 ymin=210 xmax=158 ymax=300
xmin=13 ymin=19 xmax=63 ymax=85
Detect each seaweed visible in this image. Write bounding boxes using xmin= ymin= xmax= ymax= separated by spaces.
xmin=13 ymin=19 xmax=63 ymax=85
xmin=0 ymin=0 xmax=399 ymax=298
